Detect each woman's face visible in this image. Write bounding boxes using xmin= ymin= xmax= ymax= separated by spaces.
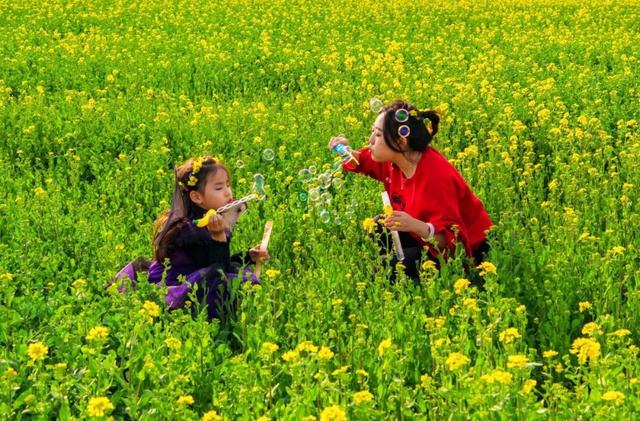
xmin=368 ymin=112 xmax=397 ymax=162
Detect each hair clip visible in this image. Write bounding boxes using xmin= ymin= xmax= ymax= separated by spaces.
xmin=398 ymin=125 xmax=410 ymax=138
xmin=395 ymin=109 xmax=409 ymax=123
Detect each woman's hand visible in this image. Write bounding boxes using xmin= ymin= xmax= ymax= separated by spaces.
xmin=207 ymin=214 xmax=227 ymax=242
xmin=328 ymin=135 xmax=361 ymax=162
xmin=384 ymin=211 xmax=424 ymax=234
xmin=249 ymin=244 xmax=270 ymax=263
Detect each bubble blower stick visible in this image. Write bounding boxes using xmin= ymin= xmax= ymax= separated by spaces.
xmin=193 ymin=174 xmax=266 ymax=227
xmin=381 ymin=191 xmax=405 ymax=261
xmin=331 ymin=141 xmax=359 ymax=166
xmin=254 ymin=220 xmax=273 ymax=279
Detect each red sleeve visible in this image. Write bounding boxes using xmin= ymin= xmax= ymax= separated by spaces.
xmin=342 ymin=147 xmax=386 ymax=183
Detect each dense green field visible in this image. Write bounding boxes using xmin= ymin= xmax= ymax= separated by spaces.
xmin=2 ymin=0 xmax=640 ymax=418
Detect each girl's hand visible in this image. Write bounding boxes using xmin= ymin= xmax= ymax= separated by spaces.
xmin=207 ymin=214 xmax=227 ymax=241
xmin=328 ymin=136 xmax=361 ymax=161
xmin=384 ymin=211 xmax=422 ymax=233
xmin=249 ymin=244 xmax=270 ymax=263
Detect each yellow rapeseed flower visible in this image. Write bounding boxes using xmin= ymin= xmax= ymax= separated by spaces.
xmin=581 ymin=322 xmax=601 ymax=336
xmin=265 ymin=269 xmax=280 ymax=279
xmin=165 ymin=337 xmax=182 ymax=350
xmin=27 ymin=342 xmax=48 ymax=362
xmin=579 ymin=301 xmax=592 ymax=312
xmin=420 ymin=373 xmax=432 ymax=388
xmin=445 ymin=352 xmax=470 ymax=370
xmin=520 ymin=379 xmax=537 ymax=394
xmin=610 ymin=329 xmax=631 ymax=338
xmin=353 ymin=390 xmax=373 ymax=405
xmin=481 ymin=369 xmax=512 ymax=384
xmin=362 ymin=217 xmax=376 ymax=234
xmin=453 ymin=278 xmax=470 ymax=294
xmin=318 ymin=346 xmax=334 ymax=360
xmin=477 ymin=261 xmax=497 ymax=277
xmin=320 ymin=405 xmax=346 ymax=421
xmin=282 ymin=350 xmax=300 ymax=363
xmin=377 ymin=338 xmax=392 ymax=356
xmin=570 ymin=337 xmax=601 ymax=364
xmin=87 ymin=396 xmax=114 ymax=417
xmin=602 ymin=391 xmax=625 ymax=405
xmin=462 ymin=298 xmax=480 ymax=312
xmin=86 ymin=326 xmax=110 ymax=341
xmin=261 ymin=342 xmax=279 ymax=356
xmin=507 ymin=354 xmax=529 ymax=369
xmin=140 ymin=300 xmax=161 ymax=319
xmin=202 ymin=410 xmax=223 ymax=421
xmin=296 ymin=341 xmax=318 ymax=353
xmin=499 ymin=328 xmax=521 ymax=344
xmin=177 ymin=395 xmax=194 ymax=405
xmin=543 ymin=350 xmax=558 ymax=358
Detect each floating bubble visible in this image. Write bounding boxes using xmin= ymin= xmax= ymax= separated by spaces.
xmin=369 ymin=97 xmax=384 ymax=113
xmin=334 ymin=215 xmax=342 ymax=225
xmin=298 ymin=168 xmax=313 ymax=183
xmin=252 ymin=173 xmax=265 ymax=197
xmin=319 ymin=209 xmax=331 ymax=223
xmin=320 ymin=192 xmax=332 ymax=204
xmin=309 ymin=187 xmax=321 ymax=202
xmin=308 ymin=165 xmax=317 ymax=174
xmin=332 ymin=178 xmax=344 ymax=189
xmin=235 ymin=159 xmax=245 ymax=168
xmin=318 ymin=173 xmax=332 ymax=188
xmin=262 ymin=148 xmax=275 ymax=161
xmin=298 ymin=191 xmax=308 ymax=202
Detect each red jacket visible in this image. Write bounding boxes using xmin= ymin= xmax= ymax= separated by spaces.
xmin=344 ymin=146 xmax=492 ymax=257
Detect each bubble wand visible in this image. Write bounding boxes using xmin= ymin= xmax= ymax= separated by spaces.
xmin=330 ymin=137 xmax=359 ymax=166
xmin=193 ymin=174 xmax=266 ymax=227
xmin=381 ymin=191 xmax=405 ymax=261
xmin=254 ymin=220 xmax=273 ymax=279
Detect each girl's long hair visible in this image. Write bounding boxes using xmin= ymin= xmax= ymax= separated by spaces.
xmin=152 ymin=157 xmax=228 ymax=262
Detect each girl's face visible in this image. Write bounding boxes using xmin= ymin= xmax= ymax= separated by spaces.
xmin=368 ymin=112 xmax=397 ymax=162
xmin=190 ymin=169 xmax=233 ymax=211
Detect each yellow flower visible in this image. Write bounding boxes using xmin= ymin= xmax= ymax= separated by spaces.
xmin=377 ymin=338 xmax=392 ymax=356
xmin=332 ymin=365 xmax=350 ymax=376
xmin=462 ymin=298 xmax=480 ymax=312
xmin=543 ymin=350 xmax=558 ymax=359
xmin=420 ymin=373 xmax=432 ymax=388
xmin=520 ymin=379 xmax=537 ymax=394
xmin=507 ymin=354 xmax=529 ymax=369
xmin=177 ymin=395 xmax=194 ymax=405
xmin=578 ymin=301 xmax=592 ymax=312
xmin=265 ymin=269 xmax=280 ymax=279
xmin=202 ymin=410 xmax=223 ymax=421
xmin=383 ymin=204 xmax=393 ymax=218
xmin=421 ymin=260 xmax=437 ymax=272
xmin=197 ymin=209 xmax=217 ymax=227
xmin=480 ymin=369 xmax=512 ymax=384
xmin=0 ymin=273 xmax=14 ymax=282
xmin=4 ymin=367 xmax=17 ymax=378
xmin=296 ymin=341 xmax=318 ymax=353
xmin=27 ymin=342 xmax=48 ymax=362
xmin=34 ymin=187 xmax=46 ymax=197
xmin=581 ymin=322 xmax=601 ymax=336
xmin=318 ymin=346 xmax=334 ymax=360
xmin=445 ymin=352 xmax=470 ymax=371
xmin=87 ymin=396 xmax=114 ymax=417
xmin=453 ymin=278 xmax=470 ymax=294
xmin=477 ymin=261 xmax=497 ymax=276
xmin=282 ymin=350 xmax=300 ymax=363
xmin=140 ymin=300 xmax=161 ymax=319
xmin=260 ymin=342 xmax=279 ymax=356
xmin=362 ymin=217 xmax=376 ymax=234
xmin=602 ymin=391 xmax=625 ymax=405
xmin=353 ymin=390 xmax=373 ymax=405
xmin=356 ymin=369 xmax=368 ymax=377
xmin=86 ymin=326 xmax=110 ymax=341
xmin=611 ymin=329 xmax=631 ymax=338
xmin=256 ymin=417 xmax=271 ymax=421
xmin=570 ymin=337 xmax=601 ymax=364
xmin=320 ymin=405 xmax=346 ymax=421
xmin=515 ymin=305 xmax=527 ymax=314
xmin=499 ymin=328 xmax=521 ymax=344
xmin=165 ymin=337 xmax=182 ymax=350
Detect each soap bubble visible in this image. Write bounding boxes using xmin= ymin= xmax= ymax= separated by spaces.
xmin=235 ymin=159 xmax=244 ymax=168
xmin=369 ymin=97 xmax=384 ymax=113
xmin=319 ymin=209 xmax=331 ymax=223
xmin=332 ymin=178 xmax=344 ymax=189
xmin=262 ymin=148 xmax=275 ymax=161
xmin=309 ymin=187 xmax=321 ymax=202
xmin=308 ymin=165 xmax=317 ymax=174
xmin=320 ymin=192 xmax=332 ymax=204
xmin=298 ymin=168 xmax=313 ymax=183
xmin=298 ymin=191 xmax=308 ymax=202
xmin=318 ymin=173 xmax=332 ymax=188
xmin=252 ymin=173 xmax=265 ymax=197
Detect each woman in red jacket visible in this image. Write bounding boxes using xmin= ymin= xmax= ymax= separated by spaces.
xmin=328 ymin=100 xmax=492 ymax=280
